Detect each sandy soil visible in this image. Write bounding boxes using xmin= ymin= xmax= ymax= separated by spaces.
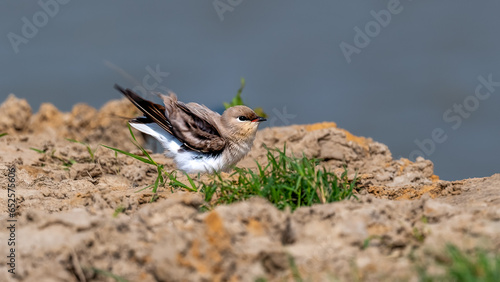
xmin=0 ymin=94 xmax=499 ymax=281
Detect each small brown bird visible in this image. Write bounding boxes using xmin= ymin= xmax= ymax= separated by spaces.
xmin=115 ymin=84 xmax=266 ymax=173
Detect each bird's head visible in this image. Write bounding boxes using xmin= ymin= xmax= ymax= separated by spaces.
xmin=221 ymin=106 xmax=266 ymax=141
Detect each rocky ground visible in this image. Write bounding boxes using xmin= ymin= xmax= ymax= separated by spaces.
xmin=0 ymin=94 xmax=499 ymax=281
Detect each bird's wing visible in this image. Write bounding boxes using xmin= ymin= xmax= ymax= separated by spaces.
xmin=184 ymin=102 xmax=222 ymax=127
xmin=115 ymin=85 xmax=226 ymax=153
xmin=163 ymin=97 xmax=226 ymax=153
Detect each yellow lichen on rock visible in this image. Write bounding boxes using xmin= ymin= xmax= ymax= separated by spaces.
xmin=341 ymin=129 xmax=370 ymax=151
xmin=303 ymin=122 xmax=337 ymax=131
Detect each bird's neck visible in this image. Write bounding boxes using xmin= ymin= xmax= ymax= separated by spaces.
xmin=221 ymin=135 xmax=255 ymax=167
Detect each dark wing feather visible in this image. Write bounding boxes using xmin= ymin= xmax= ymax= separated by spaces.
xmin=115 ymin=84 xmax=226 ymax=153
xmin=114 ymin=84 xmax=173 ymax=135
xmin=175 ymin=102 xmax=222 ymax=136
xmin=168 ymin=102 xmax=226 ymax=153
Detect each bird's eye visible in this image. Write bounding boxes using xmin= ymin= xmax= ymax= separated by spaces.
xmin=237 ymin=116 xmax=249 ymax=122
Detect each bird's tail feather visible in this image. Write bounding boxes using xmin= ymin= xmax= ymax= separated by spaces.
xmin=114 ymin=84 xmax=174 ymax=136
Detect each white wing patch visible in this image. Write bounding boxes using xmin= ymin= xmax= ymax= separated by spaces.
xmin=129 ymin=122 xmax=181 ymax=157
xmin=129 ymin=121 xmax=226 ymax=173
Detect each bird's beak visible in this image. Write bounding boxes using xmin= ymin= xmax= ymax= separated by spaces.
xmin=251 ymin=117 xmax=267 ymax=123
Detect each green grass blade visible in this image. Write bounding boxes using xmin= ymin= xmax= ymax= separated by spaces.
xmin=101 ymin=144 xmax=155 ymax=165
xmin=185 ymin=173 xmax=199 ymax=192
xmin=30 ymin=147 xmax=46 ymax=154
xmin=67 ymin=138 xmax=96 ymax=162
xmin=66 ymin=138 xmax=83 ymax=145
xmin=151 ymin=169 xmax=162 ymax=194
xmin=126 ymin=124 xmax=158 ymax=164
xmin=89 ymin=267 xmax=129 ymax=282
xmin=169 ymin=173 xmax=197 ymax=192
xmin=128 ymin=123 xmax=139 ymax=143
xmin=224 ymin=78 xmax=246 ymax=109
xmin=135 ymin=184 xmax=153 ymax=193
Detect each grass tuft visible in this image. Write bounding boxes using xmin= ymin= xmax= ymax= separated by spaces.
xmin=171 ymin=145 xmax=358 ymax=211
xmin=418 ymin=244 xmax=500 ymax=282
xmin=0 ymin=133 xmax=7 ymax=138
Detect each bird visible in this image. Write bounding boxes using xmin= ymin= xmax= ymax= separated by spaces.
xmin=114 ymin=84 xmax=266 ymax=173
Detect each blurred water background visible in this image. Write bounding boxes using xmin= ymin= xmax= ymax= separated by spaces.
xmin=2 ymin=1 xmax=500 ymax=180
